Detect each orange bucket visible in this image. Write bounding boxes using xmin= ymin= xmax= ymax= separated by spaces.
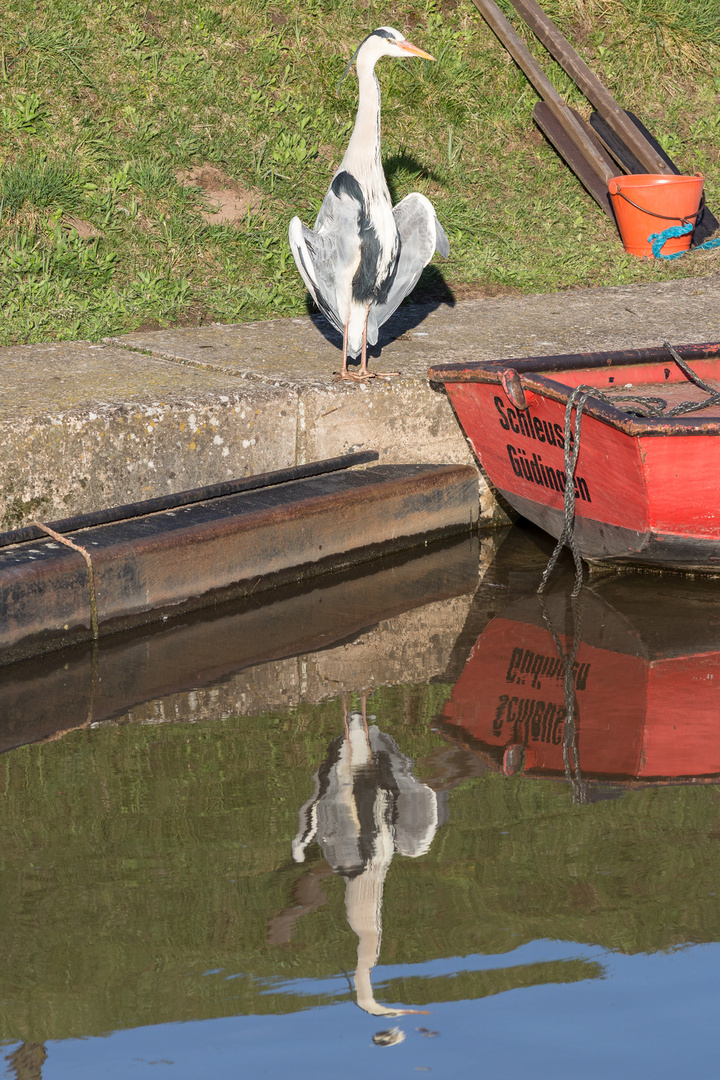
xmin=608 ymin=174 xmax=704 ymax=257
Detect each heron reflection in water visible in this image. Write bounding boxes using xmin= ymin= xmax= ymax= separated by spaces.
xmin=270 ymin=694 xmax=439 ymax=1021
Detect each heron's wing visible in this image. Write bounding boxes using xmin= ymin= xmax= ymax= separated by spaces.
xmin=369 ymin=730 xmax=439 ymax=857
xmin=289 ymin=176 xmax=366 ymax=336
xmin=289 ymin=216 xmax=344 ymax=335
xmin=366 ymin=192 xmax=449 ymax=345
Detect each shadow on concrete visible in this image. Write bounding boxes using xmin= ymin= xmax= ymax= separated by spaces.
xmin=305 ymin=270 xmax=456 ymax=367
xmin=307 ymin=277 xmax=455 ymax=358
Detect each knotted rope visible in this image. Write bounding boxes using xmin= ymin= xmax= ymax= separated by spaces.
xmin=537 ymin=342 xmax=720 ymax=595
xmin=30 ymin=521 xmax=99 ymax=640
xmin=539 ymin=593 xmax=588 ymax=805
xmin=29 ymin=521 xmax=100 ymax=731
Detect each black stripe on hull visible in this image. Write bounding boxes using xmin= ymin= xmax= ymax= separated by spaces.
xmin=501 ymin=489 xmax=720 ymax=573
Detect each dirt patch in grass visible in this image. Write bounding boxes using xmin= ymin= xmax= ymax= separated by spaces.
xmin=62 ymin=215 xmax=100 ymax=239
xmin=175 ymin=164 xmax=261 ymax=225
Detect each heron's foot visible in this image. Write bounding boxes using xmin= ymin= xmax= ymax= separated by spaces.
xmin=333 ymin=370 xmax=375 ymax=382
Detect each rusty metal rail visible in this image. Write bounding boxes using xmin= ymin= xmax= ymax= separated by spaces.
xmin=0 ymin=462 xmax=479 ymax=665
xmin=0 ymin=451 xmax=379 ymax=550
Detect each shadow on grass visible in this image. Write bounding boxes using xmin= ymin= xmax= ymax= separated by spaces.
xmin=383 ymin=150 xmax=447 ymax=203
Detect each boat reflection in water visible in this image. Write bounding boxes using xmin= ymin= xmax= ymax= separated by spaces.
xmin=440 ymin=572 xmax=720 ymax=797
xmin=274 ymin=695 xmax=437 ymax=1031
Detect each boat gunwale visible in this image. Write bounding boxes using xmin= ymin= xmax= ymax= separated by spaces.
xmin=437 ymin=723 xmax=720 ymax=787
xmin=429 ymin=341 xmax=720 ymax=437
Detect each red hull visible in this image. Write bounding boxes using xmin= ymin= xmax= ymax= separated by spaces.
xmin=440 ymin=587 xmax=720 ymax=786
xmin=430 ymin=343 xmax=720 ymax=572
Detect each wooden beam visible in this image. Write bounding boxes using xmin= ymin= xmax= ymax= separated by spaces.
xmin=533 ymin=103 xmax=615 ymax=217
xmin=505 ymin=0 xmax=672 ymax=175
xmin=470 ymin=0 xmax=615 ymax=186
xmin=588 ymin=113 xmax=651 ymax=175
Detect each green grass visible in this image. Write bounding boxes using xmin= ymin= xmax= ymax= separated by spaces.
xmin=0 ymin=0 xmax=719 ymax=344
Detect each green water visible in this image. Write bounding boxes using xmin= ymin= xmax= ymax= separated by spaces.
xmin=1 ymin=529 xmax=719 ymax=1077
xmin=1 ymin=687 xmax=718 ymax=1045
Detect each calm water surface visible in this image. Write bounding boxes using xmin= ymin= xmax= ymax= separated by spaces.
xmin=1 ymin=527 xmax=719 ymax=1079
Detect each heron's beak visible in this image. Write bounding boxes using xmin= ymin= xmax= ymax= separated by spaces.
xmin=397 ymin=40 xmax=436 ymax=61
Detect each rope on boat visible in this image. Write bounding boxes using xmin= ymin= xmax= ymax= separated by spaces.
xmin=30 ymin=520 xmax=99 ymax=641
xmin=537 ymin=342 xmax=720 ymax=596
xmin=539 ymin=593 xmax=588 ymax=805
xmin=650 ymin=222 xmax=720 ymax=260
xmin=29 ymin=519 xmax=100 ymax=727
xmin=537 ymin=385 xmax=593 ymax=597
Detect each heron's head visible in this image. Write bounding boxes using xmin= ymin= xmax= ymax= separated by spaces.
xmin=339 ymin=26 xmax=435 ymax=85
xmin=368 ymin=27 xmax=436 ymax=61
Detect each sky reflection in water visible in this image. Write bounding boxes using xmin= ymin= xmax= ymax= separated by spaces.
xmin=9 ymin=944 xmax=719 ymax=1080
xmin=1 ymin=528 xmax=719 ymax=1078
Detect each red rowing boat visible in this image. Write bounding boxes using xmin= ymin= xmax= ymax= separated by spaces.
xmin=429 ymin=342 xmax=720 ymax=573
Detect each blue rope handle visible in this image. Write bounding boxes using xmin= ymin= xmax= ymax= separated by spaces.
xmin=649 ymin=222 xmax=720 ymax=260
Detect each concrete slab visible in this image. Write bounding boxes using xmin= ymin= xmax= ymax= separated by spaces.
xmin=106 ymin=313 xmax=489 ymax=514
xmin=110 ymin=274 xmax=720 ymax=379
xmin=105 ymin=274 xmax=720 ymax=530
xmin=0 ymin=341 xmax=297 ymax=530
xmin=2 ymin=274 xmax=720 ymax=533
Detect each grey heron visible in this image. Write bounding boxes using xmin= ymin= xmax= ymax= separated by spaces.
xmin=289 ymin=27 xmax=450 ymax=381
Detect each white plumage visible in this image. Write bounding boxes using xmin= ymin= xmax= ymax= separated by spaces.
xmin=289 ymin=27 xmax=449 ymax=380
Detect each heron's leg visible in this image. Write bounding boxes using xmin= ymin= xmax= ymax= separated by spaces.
xmin=337 ymin=313 xmax=372 ymax=382
xmin=358 ymin=308 xmax=370 ymax=378
xmin=360 ymin=306 xmax=400 ymax=381
xmin=338 ymin=323 xmax=366 ymax=381
xmin=361 ymin=690 xmax=370 ymax=749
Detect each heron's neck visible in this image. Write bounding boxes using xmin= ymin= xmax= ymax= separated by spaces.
xmin=340 ymin=54 xmax=386 ymax=193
